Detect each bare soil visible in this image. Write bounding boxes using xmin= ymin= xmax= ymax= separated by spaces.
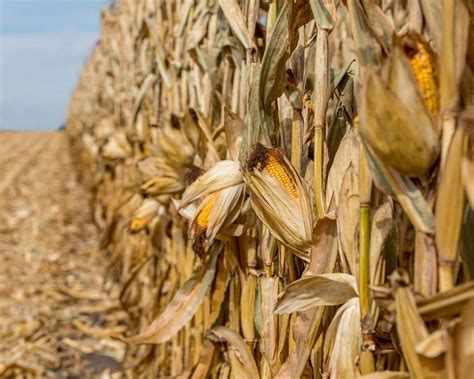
xmin=0 ymin=132 xmax=126 ymax=378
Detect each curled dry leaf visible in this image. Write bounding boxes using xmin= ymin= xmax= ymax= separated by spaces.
xmin=207 ymin=326 xmax=260 ymax=379
xmin=274 ymin=273 xmax=358 ymax=314
xmin=323 ymin=297 xmax=361 ymax=379
xmin=128 ymin=244 xmax=221 ymax=344
xmin=394 ymin=283 xmax=443 ymax=378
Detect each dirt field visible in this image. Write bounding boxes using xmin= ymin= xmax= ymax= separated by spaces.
xmin=0 ymin=132 xmax=126 ymax=378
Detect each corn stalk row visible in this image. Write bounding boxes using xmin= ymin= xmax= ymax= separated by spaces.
xmin=66 ymin=0 xmax=474 ymax=377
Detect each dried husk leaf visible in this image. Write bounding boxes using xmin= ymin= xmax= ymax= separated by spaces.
xmin=395 ymin=284 xmax=444 ymax=378
xmin=275 ymin=307 xmax=324 ymax=379
xmin=129 ymin=198 xmax=160 ymax=232
xmin=454 ymin=298 xmax=474 ymax=379
xmin=326 ymin=127 xmax=359 ymax=209
xmin=191 ymin=340 xmax=216 ymax=379
xmin=323 ymin=297 xmax=361 ymax=378
xmin=179 ymin=160 xmax=243 ymax=209
xmin=369 ymin=201 xmax=393 ymax=284
xmin=414 ymin=231 xmax=438 ymax=297
xmin=244 ymin=146 xmax=313 ymax=257
xmin=259 ymin=276 xmax=280 ymax=375
xmin=223 ymin=107 xmax=244 ymax=161
xmin=440 ymin=0 xmax=470 ymax=112
xmin=240 ymin=274 xmax=257 ymax=343
xmin=128 ymin=244 xmax=221 ymax=344
xmin=364 ymin=146 xmax=435 ymax=234
xmin=102 ymin=132 xmax=132 ymax=160
xmin=417 ymin=281 xmax=474 ymax=321
xmin=306 ymin=216 xmax=339 ymax=277
xmin=274 ymin=273 xmax=358 ymax=314
xmin=337 ymin=165 xmax=359 ymax=275
xmin=141 ymin=176 xmax=184 ymax=196
xmin=360 ymin=372 xmax=410 ymax=379
xmin=207 ymin=326 xmax=260 ymax=379
xmin=462 ymin=157 xmax=474 ymax=208
xmin=359 ymin=67 xmax=438 ymax=177
xmin=415 ymin=329 xmax=447 ymax=358
xmin=435 ymin=127 xmax=465 ymax=291
xmin=210 ymin=255 xmax=229 ymax=326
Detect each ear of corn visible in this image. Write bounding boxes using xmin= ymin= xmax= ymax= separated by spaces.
xmin=264 ymin=155 xmax=299 ymax=198
xmin=408 ymin=42 xmax=439 ymax=116
xmin=248 ymin=143 xmax=299 ymax=198
xmin=196 ymin=193 xmax=219 ymax=229
xmin=66 ymin=0 xmax=473 ymax=378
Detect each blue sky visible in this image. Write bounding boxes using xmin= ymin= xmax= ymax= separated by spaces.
xmin=1 ymin=0 xmax=108 ymax=130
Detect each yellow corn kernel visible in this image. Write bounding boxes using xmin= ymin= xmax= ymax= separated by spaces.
xmin=130 ymin=216 xmax=150 ymax=232
xmin=409 ymin=43 xmax=438 ymax=116
xmin=196 ymin=193 xmax=219 ymax=228
xmin=264 ymin=155 xmax=298 ymax=198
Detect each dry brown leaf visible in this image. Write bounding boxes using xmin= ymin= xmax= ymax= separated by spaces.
xmin=207 ymin=326 xmax=260 ymax=379
xmin=128 ymin=245 xmax=220 ymax=344
xmin=275 ymin=273 xmax=358 ymax=314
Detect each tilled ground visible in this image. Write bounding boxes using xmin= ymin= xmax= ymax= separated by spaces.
xmin=0 ymin=132 xmax=127 ymax=378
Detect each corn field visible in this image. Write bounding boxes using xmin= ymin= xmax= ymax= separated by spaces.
xmin=66 ymin=0 xmax=474 ymax=378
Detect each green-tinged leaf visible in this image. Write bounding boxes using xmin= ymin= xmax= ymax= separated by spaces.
xmin=309 ymin=0 xmax=336 ymax=30
xmin=257 ymin=2 xmax=312 ymax=143
xmin=217 ymin=0 xmax=256 ymax=50
xmin=346 ymin=0 xmax=380 ymax=68
xmin=329 ymin=60 xmax=355 ymax=94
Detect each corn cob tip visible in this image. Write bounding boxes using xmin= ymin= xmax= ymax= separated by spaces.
xmin=247 ymin=143 xmax=298 ymax=198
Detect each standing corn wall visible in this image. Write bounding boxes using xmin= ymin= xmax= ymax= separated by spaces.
xmin=67 ymin=0 xmax=474 ymax=378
